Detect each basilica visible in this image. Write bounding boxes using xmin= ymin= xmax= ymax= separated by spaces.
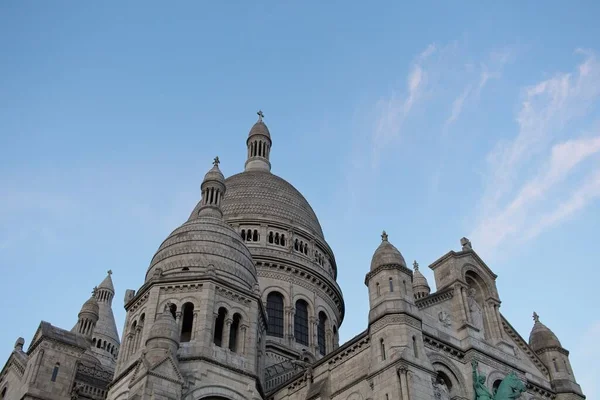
xmin=0 ymin=113 xmax=586 ymax=400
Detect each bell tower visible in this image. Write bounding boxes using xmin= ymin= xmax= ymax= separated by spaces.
xmin=245 ymin=110 xmax=272 ymax=172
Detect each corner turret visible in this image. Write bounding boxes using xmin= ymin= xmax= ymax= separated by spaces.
xmin=529 ymin=312 xmax=584 ymax=399
xmin=74 ymin=289 xmax=99 ymax=338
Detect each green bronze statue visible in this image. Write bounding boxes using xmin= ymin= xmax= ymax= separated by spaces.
xmin=472 ymin=360 xmax=526 ymax=400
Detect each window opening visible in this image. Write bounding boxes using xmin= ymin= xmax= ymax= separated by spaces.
xmin=294 ymin=300 xmax=309 ymax=345
xmin=318 ymin=311 xmax=327 ymax=355
xmin=181 ymin=303 xmax=194 ymax=342
xmin=266 ymin=292 xmax=284 ymax=338
xmin=229 ymin=313 xmax=241 ymax=352
xmin=51 ymin=363 xmax=60 ymax=382
xmin=213 ymin=307 xmax=227 ymax=347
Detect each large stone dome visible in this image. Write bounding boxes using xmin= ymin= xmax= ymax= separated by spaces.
xmin=220 ymin=170 xmax=325 ymax=239
xmin=146 ymin=215 xmax=257 ymax=290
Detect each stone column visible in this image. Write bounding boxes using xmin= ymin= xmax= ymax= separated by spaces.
xmin=212 ymin=312 xmax=219 ymax=345
xmin=240 ymin=324 xmax=248 ymax=355
xmin=493 ymin=303 xmax=505 ymax=339
xmin=191 ymin=311 xmax=199 ymax=340
xmin=309 ymin=316 xmax=318 ymax=352
xmin=325 ymin=328 xmax=333 ymax=355
xmin=176 ymin=311 xmax=183 ymax=332
xmin=285 ymin=306 xmax=295 ymax=344
xmin=398 ymin=367 xmax=410 ymax=400
xmin=223 ymin=318 xmax=232 ymax=349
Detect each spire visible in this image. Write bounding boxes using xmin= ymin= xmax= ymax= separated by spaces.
xmin=88 ymin=271 xmax=121 ymax=370
xmin=198 ymin=157 xmax=226 ymax=218
xmin=245 ymin=110 xmax=272 ymax=172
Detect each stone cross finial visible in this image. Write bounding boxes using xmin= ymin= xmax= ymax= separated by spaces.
xmin=257 ymin=110 xmax=264 ymax=121
xmin=213 ymin=156 xmax=220 ymax=167
xmin=107 ymin=269 xmax=112 ymax=275
xmin=92 ymin=286 xmax=98 ymax=297
xmin=533 ymin=312 xmax=539 ymax=323
xmin=381 ymin=231 xmax=388 ymax=241
xmin=413 ymin=260 xmax=419 ymax=270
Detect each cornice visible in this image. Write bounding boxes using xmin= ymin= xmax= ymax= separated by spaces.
xmin=364 ymin=263 xmax=413 ymax=284
xmin=415 ymin=287 xmax=454 ymax=309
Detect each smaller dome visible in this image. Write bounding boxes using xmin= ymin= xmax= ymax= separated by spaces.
xmin=370 ymin=231 xmax=407 ymax=271
xmin=146 ymin=305 xmax=180 ymax=350
xmin=529 ymin=312 xmax=562 ymax=352
xmin=80 ymin=296 xmax=99 ymax=317
xmin=412 ymin=261 xmax=430 ymax=297
xmin=248 ymin=120 xmax=271 ymax=139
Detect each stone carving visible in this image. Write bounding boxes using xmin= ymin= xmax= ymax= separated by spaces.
xmin=438 ymin=310 xmax=452 ymax=327
xmin=467 ymin=288 xmax=484 ymax=332
xmin=432 ymin=377 xmax=450 ymax=400
xmin=472 ymin=360 xmax=525 ymax=400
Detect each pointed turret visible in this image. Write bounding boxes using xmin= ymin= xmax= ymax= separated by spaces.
xmin=245 ymin=110 xmax=272 ymax=172
xmin=90 ymin=271 xmax=121 ymax=371
xmin=529 ymin=312 xmax=584 ymax=398
xmin=74 ymin=289 xmax=99 ymax=338
xmin=412 ymin=261 xmax=431 ymax=299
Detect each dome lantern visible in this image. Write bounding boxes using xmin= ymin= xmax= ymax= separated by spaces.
xmin=198 ymin=157 xmax=226 ymax=218
xmin=245 ymin=110 xmax=272 ymax=172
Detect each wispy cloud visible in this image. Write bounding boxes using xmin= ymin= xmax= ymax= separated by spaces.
xmin=470 ymin=51 xmax=600 ymax=256
xmin=444 ymin=49 xmax=512 ymax=131
xmin=371 ymin=43 xmax=437 ymax=167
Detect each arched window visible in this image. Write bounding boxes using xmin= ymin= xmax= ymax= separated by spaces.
xmin=304 ymin=245 xmax=308 ymax=255
xmin=253 ymin=230 xmax=258 ymax=241
xmin=294 ymin=300 xmax=309 ymax=346
xmin=294 ymin=239 xmax=299 ymax=251
xmin=553 ymin=358 xmax=559 ymax=372
xmin=275 ymin=233 xmax=280 ymax=245
xmin=281 ymin=234 xmax=286 ymax=246
xmin=376 ymin=282 xmax=380 ymax=296
xmin=96 ymin=338 xmax=102 ymax=348
xmin=389 ymin=277 xmax=394 ymax=292
xmin=51 ymin=363 xmax=60 ymax=382
xmin=403 ymin=280 xmax=407 ymax=293
xmin=213 ymin=307 xmax=227 ymax=347
xmin=229 ymin=313 xmax=241 ymax=352
xmin=380 ymin=339 xmax=386 ymax=360
xmin=266 ymin=292 xmax=284 ymax=338
xmin=241 ymin=230 xmax=246 ymax=241
xmin=92 ymin=338 xmax=96 ymax=346
xmin=1 ymin=386 xmax=6 ymax=398
xmin=412 ymin=336 xmax=418 ymax=358
xmin=181 ymin=302 xmax=194 ymax=342
xmin=268 ymin=232 xmax=274 ymax=243
xmin=318 ymin=311 xmax=327 ymax=355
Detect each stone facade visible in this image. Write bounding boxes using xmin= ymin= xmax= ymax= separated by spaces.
xmin=0 ymin=113 xmax=586 ymax=400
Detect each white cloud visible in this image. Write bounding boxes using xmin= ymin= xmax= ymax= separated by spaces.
xmin=444 ymin=48 xmax=512 ymax=130
xmin=471 ymin=51 xmax=600 ymax=256
xmin=371 ymin=44 xmax=437 ymax=167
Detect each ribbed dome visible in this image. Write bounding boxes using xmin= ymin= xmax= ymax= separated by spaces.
xmin=248 ymin=120 xmax=271 ymax=139
xmin=80 ymin=297 xmax=99 ymax=316
xmin=370 ymin=232 xmax=407 ymax=271
xmin=220 ymin=171 xmax=324 ymax=239
xmin=529 ymin=314 xmax=562 ymax=352
xmin=146 ymin=215 xmax=257 ymax=289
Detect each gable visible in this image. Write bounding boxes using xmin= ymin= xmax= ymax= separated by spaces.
xmin=500 ymin=315 xmax=550 ymax=379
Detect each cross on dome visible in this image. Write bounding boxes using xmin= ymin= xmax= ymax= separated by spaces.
xmin=413 ymin=260 xmax=419 ymax=270
xmin=257 ymin=110 xmax=264 ymax=121
xmin=107 ymin=269 xmax=112 ymax=275
xmin=533 ymin=311 xmax=540 ymax=323
xmin=92 ymin=286 xmax=98 ymax=297
xmin=213 ymin=156 xmax=220 ymax=167
xmin=381 ymin=231 xmax=388 ymax=241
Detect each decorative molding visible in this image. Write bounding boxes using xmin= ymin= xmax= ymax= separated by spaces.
xmin=423 ymin=336 xmax=465 ymax=360
xmin=370 ymin=313 xmax=422 ymax=333
xmin=160 ymin=283 xmax=203 ymax=294
xmin=415 ymin=287 xmax=454 ymax=309
xmin=364 ymin=263 xmax=413 ymax=284
xmin=128 ymin=291 xmax=150 ymax=313
xmin=215 ymin=285 xmax=252 ymax=305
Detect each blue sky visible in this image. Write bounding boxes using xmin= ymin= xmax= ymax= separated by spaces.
xmin=1 ymin=1 xmax=599 ymax=396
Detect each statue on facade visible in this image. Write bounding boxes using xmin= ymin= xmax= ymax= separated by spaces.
xmin=472 ymin=360 xmax=526 ymax=400
xmin=432 ymin=376 xmax=451 ymax=400
xmin=467 ymin=288 xmax=484 ymax=332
